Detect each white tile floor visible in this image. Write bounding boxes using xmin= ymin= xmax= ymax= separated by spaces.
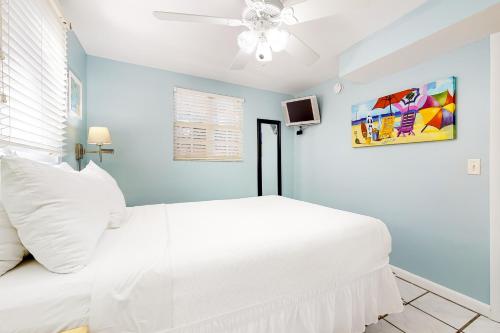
xmin=365 ymin=273 xmax=500 ymax=333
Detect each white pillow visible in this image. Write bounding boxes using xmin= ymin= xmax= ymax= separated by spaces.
xmin=55 ymin=162 xmax=75 ymax=172
xmin=0 ymin=206 xmax=26 ymax=276
xmin=0 ymin=157 xmax=72 ymax=276
xmin=1 ymin=157 xmax=110 ymax=273
xmin=82 ymin=161 xmax=126 ymax=229
xmin=0 ymin=160 xmax=28 ymax=276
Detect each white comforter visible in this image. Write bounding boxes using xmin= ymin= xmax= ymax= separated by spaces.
xmin=89 ymin=196 xmax=402 ymax=333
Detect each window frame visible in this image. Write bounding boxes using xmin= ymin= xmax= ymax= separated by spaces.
xmin=173 ymin=87 xmax=244 ymax=162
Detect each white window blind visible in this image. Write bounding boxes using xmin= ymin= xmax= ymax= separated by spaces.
xmin=174 ymin=88 xmax=244 ymax=161
xmin=0 ymin=0 xmax=68 ymax=158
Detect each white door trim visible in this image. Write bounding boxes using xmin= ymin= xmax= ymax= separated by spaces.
xmin=490 ymin=32 xmax=500 ymax=321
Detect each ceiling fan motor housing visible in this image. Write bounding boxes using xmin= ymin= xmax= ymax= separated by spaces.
xmin=244 ymin=0 xmax=284 ymax=29
xmin=245 ymin=0 xmax=284 ymax=12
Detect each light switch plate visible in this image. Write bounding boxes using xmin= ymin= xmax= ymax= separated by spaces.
xmin=468 ymin=159 xmax=481 ymax=175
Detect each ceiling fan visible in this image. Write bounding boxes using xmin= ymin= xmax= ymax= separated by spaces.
xmin=153 ymin=0 xmax=325 ymax=70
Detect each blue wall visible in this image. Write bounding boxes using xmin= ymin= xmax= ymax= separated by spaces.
xmin=86 ymin=56 xmax=294 ymax=206
xmin=65 ymin=31 xmax=87 ymax=169
xmin=294 ymin=38 xmax=491 ymax=303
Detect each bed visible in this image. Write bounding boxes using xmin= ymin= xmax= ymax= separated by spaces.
xmin=0 ymin=196 xmax=402 ymax=333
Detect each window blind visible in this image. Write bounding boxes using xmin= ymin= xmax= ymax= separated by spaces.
xmin=174 ymin=87 xmax=244 ymax=161
xmin=0 ymin=0 xmax=68 ymax=158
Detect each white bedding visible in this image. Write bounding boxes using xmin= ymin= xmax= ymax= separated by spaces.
xmin=0 ymin=196 xmax=402 ymax=333
xmin=0 ymin=258 xmax=92 ymax=333
xmin=90 ymin=196 xmax=402 ymax=333
xmin=0 ymin=208 xmax=131 ymax=333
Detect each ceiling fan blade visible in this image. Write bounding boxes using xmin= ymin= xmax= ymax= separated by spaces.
xmin=285 ymin=33 xmax=319 ymax=66
xmin=286 ymin=0 xmax=369 ymax=24
xmin=153 ymin=11 xmax=244 ymax=27
xmin=230 ymin=50 xmax=253 ymax=70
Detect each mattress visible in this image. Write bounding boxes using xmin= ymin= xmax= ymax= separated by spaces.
xmin=0 ymin=258 xmax=92 ymax=333
xmin=90 ymin=196 xmax=402 ymax=333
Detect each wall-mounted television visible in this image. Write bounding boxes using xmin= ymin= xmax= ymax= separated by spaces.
xmin=281 ymin=96 xmax=320 ymax=127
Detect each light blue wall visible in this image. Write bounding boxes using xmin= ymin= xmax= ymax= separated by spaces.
xmin=339 ymin=0 xmax=500 ymax=77
xmin=65 ymin=31 xmax=87 ymax=169
xmin=86 ymin=56 xmax=294 ymax=206
xmin=294 ymin=38 xmax=490 ymax=303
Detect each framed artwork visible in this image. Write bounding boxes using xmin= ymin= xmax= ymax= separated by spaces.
xmin=68 ymin=70 xmax=83 ymax=119
xmin=352 ymin=77 xmax=456 ymax=147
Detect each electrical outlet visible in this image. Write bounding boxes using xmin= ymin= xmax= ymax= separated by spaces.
xmin=468 ymin=159 xmax=481 ymax=175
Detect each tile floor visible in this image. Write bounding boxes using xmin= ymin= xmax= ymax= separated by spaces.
xmin=364 ymin=273 xmax=500 ymax=333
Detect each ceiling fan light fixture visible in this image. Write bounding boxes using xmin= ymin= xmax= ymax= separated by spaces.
xmin=256 ymin=39 xmax=273 ymax=62
xmin=266 ymin=29 xmax=290 ymax=52
xmin=237 ymin=30 xmax=258 ymax=53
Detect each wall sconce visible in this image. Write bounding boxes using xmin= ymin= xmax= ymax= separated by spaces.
xmin=75 ymin=127 xmax=114 ymax=170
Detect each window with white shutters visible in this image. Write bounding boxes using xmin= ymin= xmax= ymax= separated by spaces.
xmin=0 ymin=0 xmax=68 ymax=160
xmin=174 ymin=88 xmax=243 ymax=161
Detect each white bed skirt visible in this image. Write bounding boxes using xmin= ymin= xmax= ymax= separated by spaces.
xmin=164 ymin=264 xmax=403 ymax=333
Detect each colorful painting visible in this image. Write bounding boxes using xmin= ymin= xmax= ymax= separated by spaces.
xmin=68 ymin=71 xmax=83 ymax=119
xmin=352 ymin=77 xmax=456 ymax=147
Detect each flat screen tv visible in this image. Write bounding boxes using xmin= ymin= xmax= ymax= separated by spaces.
xmin=282 ymin=96 xmax=320 ymax=126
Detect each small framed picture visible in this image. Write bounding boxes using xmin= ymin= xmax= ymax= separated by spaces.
xmin=68 ymin=70 xmax=83 ymax=119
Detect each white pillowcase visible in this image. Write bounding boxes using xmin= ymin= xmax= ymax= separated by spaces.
xmin=0 ymin=159 xmax=77 ymax=276
xmin=55 ymin=162 xmax=75 ymax=172
xmin=0 ymin=205 xmax=26 ymax=276
xmin=1 ymin=157 xmax=110 ymax=273
xmin=0 ymin=160 xmax=28 ymax=276
xmin=82 ymin=161 xmax=126 ymax=229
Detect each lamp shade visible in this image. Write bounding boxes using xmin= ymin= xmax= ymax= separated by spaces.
xmin=88 ymin=127 xmax=112 ymax=145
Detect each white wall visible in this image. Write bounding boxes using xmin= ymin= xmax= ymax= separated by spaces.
xmin=490 ymin=32 xmax=500 ymax=320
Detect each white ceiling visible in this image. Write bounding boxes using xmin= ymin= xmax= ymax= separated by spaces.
xmin=61 ymin=0 xmax=426 ymax=94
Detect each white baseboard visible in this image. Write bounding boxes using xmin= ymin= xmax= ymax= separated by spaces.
xmin=391 ymin=265 xmax=491 ymax=317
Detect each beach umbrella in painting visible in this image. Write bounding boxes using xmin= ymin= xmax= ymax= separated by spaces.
xmin=372 ymin=89 xmax=413 ymax=114
xmin=401 ymin=89 xmax=420 ymax=106
xmin=395 ymin=88 xmax=421 ymax=113
xmin=419 ymin=91 xmax=455 ymax=132
xmin=432 ymin=89 xmax=455 ymax=106
xmin=420 ymin=95 xmax=441 ymax=109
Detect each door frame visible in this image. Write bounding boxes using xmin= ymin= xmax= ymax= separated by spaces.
xmin=257 ymin=119 xmax=282 ymax=196
xmin=490 ymin=32 xmax=500 ymax=321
